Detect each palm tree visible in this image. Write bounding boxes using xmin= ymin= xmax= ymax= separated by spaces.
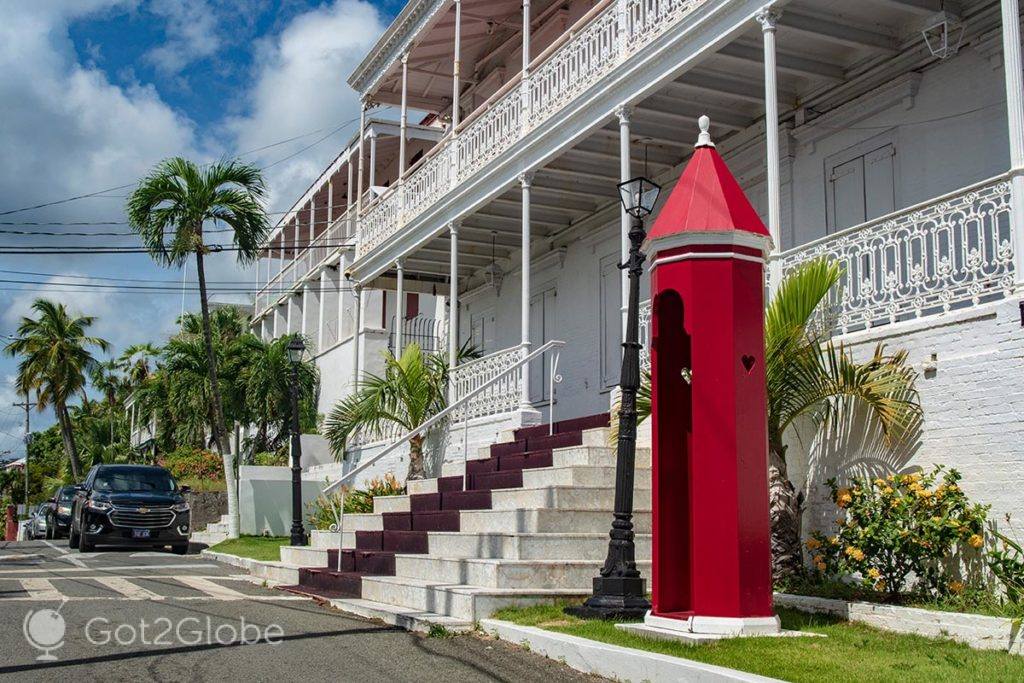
xmin=323 ymin=344 xmax=452 ymax=480
xmin=119 ymin=343 xmax=161 ymax=389
xmin=4 ymin=300 xmax=109 ymax=479
xmin=126 ymin=158 xmax=269 ymax=538
xmin=614 ymin=258 xmax=921 ymax=581
xmin=231 ymin=334 xmax=319 ymax=457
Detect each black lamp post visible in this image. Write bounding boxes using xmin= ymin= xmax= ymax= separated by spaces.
xmin=567 ymin=176 xmax=661 ymax=620
xmin=287 ymin=336 xmax=307 ymax=547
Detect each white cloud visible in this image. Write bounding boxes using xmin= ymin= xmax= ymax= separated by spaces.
xmin=143 ymin=0 xmax=221 ymax=76
xmin=226 ymin=0 xmax=387 ymax=212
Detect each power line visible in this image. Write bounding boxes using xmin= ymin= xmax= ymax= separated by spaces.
xmin=0 ymin=268 xmax=262 ymax=285
xmin=0 ymin=239 xmax=354 ymax=255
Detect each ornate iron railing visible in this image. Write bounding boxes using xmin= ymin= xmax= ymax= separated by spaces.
xmin=777 ymin=175 xmax=1016 ymax=334
xmin=355 ymin=0 xmax=711 ymax=259
xmin=449 ymin=345 xmax=525 ymax=422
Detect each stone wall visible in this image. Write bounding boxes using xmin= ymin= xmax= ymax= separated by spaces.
xmin=184 ymin=490 xmax=227 ymax=531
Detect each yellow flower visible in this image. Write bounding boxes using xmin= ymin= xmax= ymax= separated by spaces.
xmin=947 ymin=484 xmax=959 ymax=493
xmin=874 ymin=478 xmax=887 ymax=488
xmin=836 ymin=489 xmax=853 ymax=508
xmin=969 ymin=534 xmax=984 ymax=549
xmin=875 ymin=580 xmax=886 ymax=592
xmin=845 ymin=547 xmax=865 ymax=562
xmin=948 ymin=580 xmax=965 ymax=594
xmin=867 ymin=568 xmax=881 ymax=579
xmin=815 ymin=561 xmax=827 ymax=572
xmin=813 ymin=555 xmax=825 ymax=565
xmin=829 ymin=536 xmax=839 ymax=546
xmin=915 ymin=487 xmax=932 ymax=499
xmin=805 ymin=538 xmax=822 ymax=551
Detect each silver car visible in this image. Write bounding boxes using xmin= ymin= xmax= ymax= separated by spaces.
xmin=25 ymin=503 xmax=49 ymax=540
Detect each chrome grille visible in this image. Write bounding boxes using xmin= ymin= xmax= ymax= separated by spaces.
xmin=109 ymin=506 xmax=175 ymax=528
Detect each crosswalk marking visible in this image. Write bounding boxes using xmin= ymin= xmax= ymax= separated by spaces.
xmin=19 ymin=578 xmax=62 ymax=601
xmin=175 ymin=576 xmax=249 ymax=600
xmin=93 ymin=577 xmax=165 ymax=600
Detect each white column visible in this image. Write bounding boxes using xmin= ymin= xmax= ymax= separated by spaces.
xmin=616 ymin=104 xmax=632 ymax=336
xmin=448 ymin=222 xmax=459 ymax=369
xmin=352 ymin=283 xmax=363 ymax=391
xmin=368 ymin=131 xmax=378 ymax=191
xmin=310 ymin=201 xmax=316 ymax=244
xmin=346 ymin=154 xmax=355 ymax=238
xmin=395 ymin=259 xmax=405 ymax=354
xmin=520 ymin=0 xmax=532 ymax=122
xmin=337 ymin=252 xmax=348 ymax=341
xmin=1002 ymin=0 xmax=1024 ymax=287
xmin=327 ymin=179 xmax=334 ymax=225
xmin=301 ymin=284 xmax=311 ymax=343
xmin=519 ymin=171 xmax=533 ymax=410
xmin=452 ymin=0 xmax=462 ymax=131
xmin=286 ymin=294 xmax=294 ymax=334
xmin=273 ymin=302 xmax=280 ymax=337
xmin=356 ymin=102 xmax=367 ymax=216
xmin=757 ymin=7 xmax=783 ymax=295
xmin=400 ymin=53 xmax=409 ymax=179
xmin=318 ymin=269 xmax=328 ymax=351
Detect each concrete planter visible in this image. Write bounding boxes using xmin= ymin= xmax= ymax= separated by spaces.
xmin=775 ymin=592 xmax=1023 ymax=655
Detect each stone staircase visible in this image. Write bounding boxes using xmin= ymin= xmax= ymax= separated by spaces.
xmin=190 ymin=514 xmax=231 ymax=546
xmin=276 ymin=413 xmax=652 ymax=629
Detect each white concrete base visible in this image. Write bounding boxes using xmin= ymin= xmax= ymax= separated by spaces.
xmin=615 ymin=612 xmax=795 ymax=645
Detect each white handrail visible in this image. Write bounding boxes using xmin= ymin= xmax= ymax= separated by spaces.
xmin=324 ymin=339 xmax=566 ymax=570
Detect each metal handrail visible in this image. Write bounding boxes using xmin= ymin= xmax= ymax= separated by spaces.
xmin=324 ymin=339 xmax=566 ymax=570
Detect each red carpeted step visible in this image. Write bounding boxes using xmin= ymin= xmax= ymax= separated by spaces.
xmin=525 ymin=431 xmax=582 ymax=452
xmin=515 ymin=413 xmax=610 ymax=440
xmin=437 ymin=475 xmax=465 ymax=492
xmin=442 ymin=489 xmax=492 ymax=511
xmin=490 ymin=440 xmax=528 ymax=457
xmin=466 ymin=458 xmax=499 ymax=476
xmin=354 ymin=550 xmax=396 ymax=574
xmin=498 ymin=449 xmax=554 ymax=471
xmin=326 ymin=549 xmax=356 ymax=572
xmin=296 ymin=568 xmax=363 ymax=598
xmin=355 ymin=530 xmax=383 ymax=550
xmin=410 ymin=493 xmax=441 ymax=512
xmin=411 ymin=510 xmax=460 ymax=532
xmin=383 ymin=530 xmax=429 ymax=553
xmin=469 ymin=469 xmax=523 ymax=491
xmin=382 ymin=512 xmax=412 ymax=530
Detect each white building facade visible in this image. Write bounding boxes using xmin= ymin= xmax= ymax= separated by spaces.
xmin=251 ymin=0 xmax=1024 ymax=535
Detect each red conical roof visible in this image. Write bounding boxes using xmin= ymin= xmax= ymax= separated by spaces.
xmin=647 ymin=127 xmax=769 ymax=243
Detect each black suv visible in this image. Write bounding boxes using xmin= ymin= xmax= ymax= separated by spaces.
xmin=46 ymin=485 xmax=77 ymax=539
xmin=70 ymin=464 xmax=191 ymax=554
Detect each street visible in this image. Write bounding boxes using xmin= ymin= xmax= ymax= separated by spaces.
xmin=0 ymin=540 xmax=601 ymax=682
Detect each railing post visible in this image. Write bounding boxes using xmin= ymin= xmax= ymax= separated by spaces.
xmin=521 ymin=0 xmax=532 ymax=132
xmin=1001 ymin=0 xmax=1024 ymax=288
xmin=616 ymin=0 xmax=629 ymax=58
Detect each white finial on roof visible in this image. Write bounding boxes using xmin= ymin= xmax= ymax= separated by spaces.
xmin=696 ymin=115 xmax=715 ymax=148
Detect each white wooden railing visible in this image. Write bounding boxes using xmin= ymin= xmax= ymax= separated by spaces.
xmin=778 ymin=174 xmax=1016 ymax=334
xmin=356 ymin=0 xmax=710 ymax=259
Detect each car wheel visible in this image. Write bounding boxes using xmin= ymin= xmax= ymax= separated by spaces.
xmin=171 ymin=544 xmax=189 ymax=556
xmin=68 ymin=525 xmax=80 ymax=549
xmin=79 ymin=533 xmax=94 ymax=553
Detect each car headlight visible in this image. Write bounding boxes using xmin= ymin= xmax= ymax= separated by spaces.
xmin=171 ymin=502 xmax=190 ymax=513
xmin=57 ymin=505 xmax=71 ymax=515
xmin=86 ymin=500 xmax=112 ymax=512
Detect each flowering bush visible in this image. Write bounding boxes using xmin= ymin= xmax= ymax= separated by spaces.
xmin=159 ymin=447 xmax=224 ymax=482
xmin=306 ymin=473 xmax=406 ymax=529
xmin=807 ymin=466 xmax=988 ymax=597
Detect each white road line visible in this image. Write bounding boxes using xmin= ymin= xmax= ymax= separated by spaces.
xmin=0 ymin=554 xmax=42 ymax=562
xmin=93 ymin=577 xmax=165 ymax=601
xmin=42 ymin=540 xmax=68 ymax=554
xmin=53 ymin=554 xmax=88 ymax=568
xmin=19 ymin=578 xmax=62 ymax=601
xmin=175 ymin=576 xmax=249 ymax=600
xmin=0 ymin=563 xmax=216 ymax=575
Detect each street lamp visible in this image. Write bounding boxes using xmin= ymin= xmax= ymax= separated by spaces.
xmin=287 ymin=336 xmax=307 ymax=547
xmin=567 ymin=176 xmax=661 ymax=620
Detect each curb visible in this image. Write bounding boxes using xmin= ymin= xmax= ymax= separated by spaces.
xmin=479 ymin=619 xmax=781 ymax=683
xmin=200 ymin=549 xmax=301 ymax=585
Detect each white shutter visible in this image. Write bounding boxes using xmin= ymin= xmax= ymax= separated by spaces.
xmin=864 ymin=144 xmax=896 ymax=221
xmin=829 ymin=157 xmax=866 ymax=231
xmin=599 ymin=253 xmax=621 ymax=388
xmin=528 ymin=288 xmax=556 ymax=403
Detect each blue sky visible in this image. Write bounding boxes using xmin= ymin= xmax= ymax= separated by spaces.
xmin=0 ymin=0 xmax=404 ymax=455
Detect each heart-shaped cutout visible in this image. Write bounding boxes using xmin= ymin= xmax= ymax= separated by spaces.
xmin=742 ymin=355 xmax=756 ymax=372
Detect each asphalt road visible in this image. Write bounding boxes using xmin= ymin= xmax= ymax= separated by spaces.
xmin=0 ymin=539 xmax=602 ymax=682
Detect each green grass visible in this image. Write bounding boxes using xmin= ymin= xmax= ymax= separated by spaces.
xmin=491 ymin=603 xmax=1024 ymax=683
xmin=208 ymin=535 xmax=289 ymax=562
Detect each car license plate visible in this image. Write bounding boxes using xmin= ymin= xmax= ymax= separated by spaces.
xmin=132 ymin=528 xmax=151 ymax=539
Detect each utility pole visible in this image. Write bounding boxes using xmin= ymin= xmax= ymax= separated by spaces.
xmin=14 ymin=397 xmax=35 ymax=515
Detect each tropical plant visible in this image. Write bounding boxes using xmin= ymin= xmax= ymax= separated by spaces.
xmin=4 ymin=300 xmax=109 ymax=479
xmin=324 ymin=344 xmax=451 ymax=480
xmin=159 ymin=447 xmax=224 ymax=482
xmin=126 ymin=157 xmax=270 ymax=539
xmin=988 ymin=516 xmax=1024 ymax=604
xmin=615 ymin=258 xmax=922 ymax=581
xmin=806 ymin=466 xmax=988 ymax=597
xmin=305 ymin=473 xmax=406 ymax=529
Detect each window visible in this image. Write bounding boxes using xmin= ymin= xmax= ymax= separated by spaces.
xmin=599 ymin=253 xmax=622 ymax=388
xmin=826 ymin=133 xmax=896 ymax=232
xmin=528 ymin=287 xmax=556 ymax=403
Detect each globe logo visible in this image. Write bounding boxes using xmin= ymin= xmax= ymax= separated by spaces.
xmin=23 ymin=605 xmax=66 ymax=661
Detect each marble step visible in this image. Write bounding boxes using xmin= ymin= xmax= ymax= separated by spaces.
xmin=490 ymin=485 xmax=651 ymax=511
xmin=359 ymin=574 xmax=588 ymax=622
xmin=521 ymin=465 xmax=652 ymax=489
xmin=393 ymin=554 xmax=653 ymax=589
xmin=423 ymin=531 xmax=652 ymax=561
xmin=552 ymin=445 xmax=651 ymax=468
xmin=280 ymin=545 xmax=329 ymax=567
xmin=458 ymin=508 xmax=651 ymax=534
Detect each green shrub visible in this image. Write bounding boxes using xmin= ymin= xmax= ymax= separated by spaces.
xmin=988 ymin=517 xmax=1024 ymax=604
xmin=252 ymin=451 xmax=288 ymax=467
xmin=807 ymin=466 xmax=987 ymax=597
xmin=305 ymin=473 xmax=406 ymax=530
xmin=159 ymin=447 xmax=224 ymax=482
